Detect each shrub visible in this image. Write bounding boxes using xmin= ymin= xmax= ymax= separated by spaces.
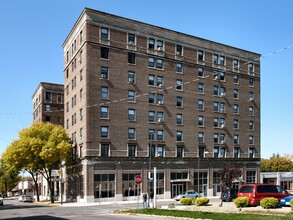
xmin=234 ymin=197 xmax=250 ymax=208
xmin=290 ymin=198 xmax=293 ymax=210
xmin=260 ymin=197 xmax=279 ymax=209
xmin=194 ymin=197 xmax=209 ymax=206
xmin=180 ymin=197 xmax=193 ymax=205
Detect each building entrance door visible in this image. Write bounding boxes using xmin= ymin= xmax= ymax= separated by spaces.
xmin=171 ymin=183 xmax=185 ymax=198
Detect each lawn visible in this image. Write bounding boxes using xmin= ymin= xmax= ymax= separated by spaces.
xmin=117 ymin=208 xmax=293 ymax=220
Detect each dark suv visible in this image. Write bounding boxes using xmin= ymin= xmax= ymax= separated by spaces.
xmin=223 ymin=188 xmax=238 ymax=202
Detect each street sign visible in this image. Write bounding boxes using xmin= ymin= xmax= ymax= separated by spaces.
xmin=134 ymin=175 xmax=142 ymax=184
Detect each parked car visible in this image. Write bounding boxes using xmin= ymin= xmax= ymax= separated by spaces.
xmin=18 ymin=195 xmax=33 ymax=202
xmin=223 ymin=188 xmax=238 ymax=202
xmin=174 ymin=190 xmax=201 ymax=201
xmin=280 ymin=195 xmax=293 ymax=206
xmin=237 ymin=184 xmax=290 ymax=206
xmin=0 ymin=194 xmax=3 ymax=206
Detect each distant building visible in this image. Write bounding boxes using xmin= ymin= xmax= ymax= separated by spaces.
xmin=32 ymin=82 xmax=64 ymax=125
xmin=261 ymin=172 xmax=293 ymax=192
xmin=61 ymin=8 xmax=261 ymax=203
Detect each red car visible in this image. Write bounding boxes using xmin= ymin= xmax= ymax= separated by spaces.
xmin=237 ymin=183 xmax=290 ymax=206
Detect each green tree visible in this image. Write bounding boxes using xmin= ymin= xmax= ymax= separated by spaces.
xmin=0 ymin=158 xmax=20 ymax=196
xmin=260 ymin=155 xmax=293 ymax=172
xmin=2 ymin=122 xmax=71 ymax=203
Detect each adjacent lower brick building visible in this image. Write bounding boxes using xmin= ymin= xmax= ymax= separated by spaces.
xmin=62 ymin=8 xmax=261 ymax=203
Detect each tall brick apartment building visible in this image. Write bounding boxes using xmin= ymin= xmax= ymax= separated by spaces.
xmin=32 ymin=82 xmax=64 ymax=125
xmin=62 ymin=8 xmax=260 ymax=203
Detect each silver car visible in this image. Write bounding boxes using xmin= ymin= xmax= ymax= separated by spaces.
xmin=174 ymin=190 xmax=201 ymax=201
xmin=18 ymin=195 xmax=33 ymax=202
xmin=0 ymin=194 xmax=3 ymax=205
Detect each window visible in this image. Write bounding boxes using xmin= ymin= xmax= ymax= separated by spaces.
xmin=177 ymin=131 xmax=183 ymax=142
xmin=248 ymin=63 xmax=254 ymax=74
xmin=128 ymin=33 xmax=135 ymax=44
xmin=80 ymin=127 xmax=83 ymax=140
xmin=101 ymin=144 xmax=109 ymax=156
xmin=214 ymin=133 xmax=219 ymax=144
xmin=220 ymin=87 xmax=225 ymax=96
xmin=79 ymin=108 xmax=83 ymax=121
xmin=220 ymin=72 xmax=225 ymax=81
xmin=66 ymin=119 xmax=69 ymax=129
xmin=198 ymin=147 xmax=207 ymax=157
xmin=249 ymin=148 xmax=255 ymax=158
xmin=101 ymin=27 xmax=109 ymax=40
xmin=157 ymin=76 xmax=164 ymax=87
xmin=249 ymin=92 xmax=254 ymax=101
xmin=234 ymin=135 xmax=239 ymax=144
xmin=176 ymin=79 xmax=183 ymax=90
xmin=214 ymin=147 xmax=219 ymax=158
xmin=234 ymin=89 xmax=239 ymax=99
xmin=156 ymin=59 xmax=163 ymax=69
xmin=214 ymin=118 xmax=219 ymax=127
xmin=234 ymin=74 xmax=239 ymax=84
xmin=149 ymin=93 xmax=155 ymax=104
xmin=198 ymin=67 xmax=204 ymax=77
xmin=128 ymin=71 xmax=135 ymax=83
xmin=220 ymin=118 xmax=225 ymax=127
xmin=249 ymin=121 xmax=254 ymax=130
xmin=79 ymin=88 xmax=83 ymax=100
xmin=101 ymin=126 xmax=109 ymax=138
xmin=45 ymin=104 xmax=51 ymax=112
xmin=157 ymin=130 xmax=164 ymax=141
xmin=100 ymin=106 xmax=109 ymax=119
xmin=176 ymin=63 xmax=183 ymax=73
xmin=128 ymin=52 xmax=136 ymax=64
xmin=157 ymin=94 xmax=164 ymax=104
xmin=234 ymin=147 xmax=240 ymax=158
xmin=101 ymin=87 xmax=109 ymax=99
xmin=213 ymin=54 xmax=219 ymax=64
xmin=157 ymin=40 xmax=163 ymax=50
xmin=198 ymin=50 xmax=204 ymax=61
xmin=79 ymin=50 xmax=83 ymax=63
xmin=198 ymin=132 xmax=204 ymax=143
xmin=176 ymin=96 xmax=183 ymax=107
xmin=148 ymin=38 xmax=155 ymax=49
xmin=148 ymin=75 xmax=155 ymax=86
xmin=234 ymin=119 xmax=239 ymax=129
xmin=249 ymin=135 xmax=254 ymax=145
xmin=46 ymin=92 xmax=52 ymax=101
xmin=149 ymin=129 xmax=155 ymax=140
xmin=157 ymin=112 xmax=164 ymax=122
xmin=220 ymin=147 xmax=226 ymax=158
xmin=220 ymin=102 xmax=225 ymax=113
xmin=198 ymin=83 xmax=204 ymax=93
xmin=214 ymin=86 xmax=219 ymax=96
xmin=157 ymin=145 xmax=164 ymax=157
xmin=72 ymin=95 xmax=76 ymax=108
xmin=233 ymin=59 xmax=239 ymax=69
xmin=249 ymin=106 xmax=254 ymax=116
xmin=148 ymin=111 xmax=155 ymax=122
xmin=128 ymin=109 xmax=135 ymax=121
xmin=214 ymin=102 xmax=219 ymax=112
xmin=198 ymin=100 xmax=204 ymax=110
xmin=249 ymin=77 xmax=254 ymax=86
xmin=101 ymin=47 xmax=109 ymax=59
xmin=80 ymin=69 xmax=83 ymax=81
xmin=177 ymin=146 xmax=184 ymax=157
xmin=58 ymin=93 xmax=62 ymax=103
xmin=128 ymin=144 xmax=136 ymax=157
xmin=220 ymin=55 xmax=225 ymax=65
xmin=198 ymin=116 xmax=204 ymax=126
xmin=176 ymin=114 xmax=183 ymax=125
xmin=176 ymin=45 xmax=182 ymax=56
xmin=148 ymin=57 xmax=155 ymax=67
xmin=128 ymin=128 xmax=136 ymax=140
xmin=128 ymin=90 xmax=136 ymax=102
xmin=80 ymin=30 xmax=83 ymax=44
xmin=234 ymin=104 xmax=239 ymax=114
xmin=72 ymin=76 xmax=76 ymax=90
xmin=220 ymin=134 xmax=225 ymax=144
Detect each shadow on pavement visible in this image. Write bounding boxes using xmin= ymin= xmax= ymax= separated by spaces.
xmin=3 ymin=216 xmax=67 ymax=220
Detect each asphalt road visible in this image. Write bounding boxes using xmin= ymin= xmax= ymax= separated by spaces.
xmin=1 ymin=197 xmax=214 ymax=220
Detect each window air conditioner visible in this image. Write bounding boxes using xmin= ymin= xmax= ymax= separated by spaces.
xmin=158 ymin=47 xmax=164 ymax=51
xmin=221 ymin=124 xmax=225 ymax=128
xmin=176 ymin=51 xmax=181 ymax=55
xmin=128 ymin=78 xmax=134 ymax=83
xmin=158 ymin=118 xmax=163 ymax=123
xmin=220 ymin=92 xmax=225 ymax=97
xmin=158 ymin=100 xmax=164 ymax=105
xmin=129 ymin=41 xmax=135 ymax=45
xmin=101 ymin=73 xmax=107 ymax=79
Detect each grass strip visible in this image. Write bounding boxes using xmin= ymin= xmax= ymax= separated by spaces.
xmin=117 ymin=208 xmax=293 ymax=220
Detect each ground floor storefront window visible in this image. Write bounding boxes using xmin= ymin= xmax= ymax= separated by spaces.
xmin=94 ymin=174 xmax=115 ymax=198
xmin=246 ymin=170 xmax=256 ymax=183
xmin=194 ymin=171 xmax=208 ymax=195
xmin=123 ymin=173 xmax=141 ymax=197
xmin=149 ymin=172 xmax=164 ymax=195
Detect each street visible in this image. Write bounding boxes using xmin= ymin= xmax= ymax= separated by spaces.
xmin=0 ymin=198 xmax=221 ymax=220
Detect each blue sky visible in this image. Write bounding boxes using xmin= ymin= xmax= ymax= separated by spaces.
xmin=0 ymin=0 xmax=292 ymax=159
